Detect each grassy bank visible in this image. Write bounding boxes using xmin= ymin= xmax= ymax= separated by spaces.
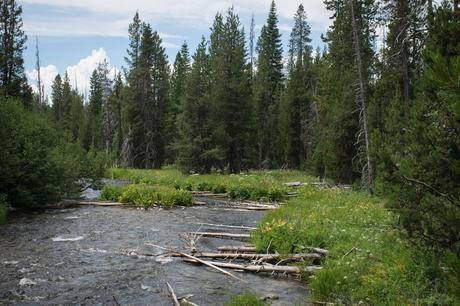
xmin=100 ymin=184 xmax=193 ymax=208
xmin=252 ymin=187 xmax=460 ymax=305
xmin=106 ymin=168 xmax=302 ymax=201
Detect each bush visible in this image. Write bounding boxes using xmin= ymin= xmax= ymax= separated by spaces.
xmin=100 ymin=185 xmax=124 ymax=202
xmin=118 ymin=184 xmax=192 ymax=208
xmin=224 ymin=293 xmax=267 ymax=306
xmin=0 ymin=100 xmax=77 ymax=206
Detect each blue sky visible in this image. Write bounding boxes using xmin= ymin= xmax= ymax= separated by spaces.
xmin=21 ymin=0 xmax=333 ymax=97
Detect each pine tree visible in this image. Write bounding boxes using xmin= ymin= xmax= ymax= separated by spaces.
xmin=253 ymin=0 xmax=284 ymax=168
xmin=51 ymin=74 xmax=63 ymax=122
xmin=109 ymin=72 xmax=124 ymax=161
xmin=208 ymin=8 xmax=252 ymax=173
xmin=125 ymin=23 xmax=169 ymax=168
xmin=284 ymin=4 xmax=314 ymax=169
xmin=124 ymin=11 xmax=142 ymax=74
xmin=176 ymin=37 xmax=214 ymax=172
xmin=384 ymin=1 xmax=460 ymax=253
xmin=0 ymin=0 xmax=29 ymax=101
xmin=312 ymin=0 xmax=377 ymax=186
xmin=84 ymin=69 xmax=103 ymax=150
xmin=167 ymin=42 xmax=191 ymax=163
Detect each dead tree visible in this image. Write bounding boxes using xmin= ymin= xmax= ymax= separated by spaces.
xmin=350 ymin=0 xmax=374 ymax=194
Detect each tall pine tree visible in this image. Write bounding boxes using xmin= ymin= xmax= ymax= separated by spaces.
xmin=253 ymin=0 xmax=284 ymax=168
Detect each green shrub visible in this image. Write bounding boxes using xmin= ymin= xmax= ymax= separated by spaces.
xmin=100 ymin=185 xmax=124 ymax=202
xmin=118 ymin=184 xmax=192 ymax=208
xmin=224 ymin=293 xmax=267 ymax=306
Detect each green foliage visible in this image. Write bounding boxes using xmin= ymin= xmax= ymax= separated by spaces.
xmin=0 ymin=0 xmax=31 ymax=102
xmin=100 ymin=185 xmax=124 ymax=202
xmin=376 ymin=2 xmax=460 ymax=254
xmin=117 ymin=184 xmax=192 ymax=208
xmin=0 ymin=99 xmax=109 ymax=207
xmin=252 ymin=186 xmax=460 ymax=305
xmin=207 ymin=8 xmax=253 ymax=173
xmin=125 ymin=21 xmax=170 ymax=168
xmin=253 ymin=0 xmax=284 ymax=168
xmin=0 ymin=100 xmax=74 ymax=206
xmin=107 ymin=168 xmax=294 ymax=201
xmin=224 ymin=293 xmax=267 ymax=306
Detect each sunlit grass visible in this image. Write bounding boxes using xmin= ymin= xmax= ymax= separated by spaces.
xmin=252 ymin=187 xmax=460 ymax=305
xmin=105 ymin=168 xmax=313 ymax=201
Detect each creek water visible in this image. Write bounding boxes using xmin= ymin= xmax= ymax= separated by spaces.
xmin=0 ymin=185 xmax=309 ymax=305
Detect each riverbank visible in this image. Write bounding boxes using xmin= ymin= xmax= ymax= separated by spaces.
xmin=252 ymin=186 xmax=460 ymax=305
xmin=105 ymin=168 xmax=459 ymax=305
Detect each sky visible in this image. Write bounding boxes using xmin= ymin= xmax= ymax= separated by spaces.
xmin=22 ymin=0 xmax=334 ymax=99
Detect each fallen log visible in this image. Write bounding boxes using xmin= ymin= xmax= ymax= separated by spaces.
xmin=217 ymin=246 xmax=257 ymax=253
xmin=183 ymin=259 xmax=322 ymax=275
xmin=146 ymin=243 xmax=242 ymax=281
xmin=75 ymin=201 xmax=124 ymax=206
xmin=193 ymin=192 xmax=228 ymax=198
xmin=216 ymin=245 xmax=329 ymax=256
xmin=285 ymin=182 xmax=307 ymax=187
xmin=219 ymin=205 xmax=278 ymax=211
xmin=194 ymin=222 xmax=256 ymax=231
xmin=188 ymin=232 xmax=250 ymax=240
xmin=166 ymin=282 xmax=180 ymax=306
xmin=172 ymin=252 xmax=323 ymax=263
xmin=302 ymin=247 xmax=329 ymax=256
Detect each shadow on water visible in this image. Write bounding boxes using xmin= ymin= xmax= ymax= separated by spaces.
xmin=0 ymin=182 xmax=309 ymax=305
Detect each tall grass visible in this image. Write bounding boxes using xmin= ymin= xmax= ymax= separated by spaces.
xmin=100 ymin=184 xmax=192 ymax=208
xmin=106 ymin=168 xmax=304 ymax=201
xmin=252 ymin=187 xmax=460 ymax=305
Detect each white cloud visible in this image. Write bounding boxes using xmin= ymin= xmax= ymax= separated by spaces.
xmin=27 ymin=48 xmax=118 ymax=101
xmin=22 ymin=0 xmax=332 ymax=36
xmin=65 ymin=48 xmax=117 ymax=94
xmin=26 ymin=64 xmax=59 ymax=102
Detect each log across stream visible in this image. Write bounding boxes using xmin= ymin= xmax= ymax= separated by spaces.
xmin=0 ymin=190 xmax=310 ymax=305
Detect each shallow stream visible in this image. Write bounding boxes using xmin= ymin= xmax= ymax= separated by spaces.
xmin=0 ymin=184 xmax=309 ymax=305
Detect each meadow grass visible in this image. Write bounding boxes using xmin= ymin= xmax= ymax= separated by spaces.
xmin=105 ymin=168 xmax=304 ymax=201
xmin=224 ymin=293 xmax=268 ymax=306
xmin=252 ymin=187 xmax=460 ymax=305
xmin=100 ymin=184 xmax=192 ymax=208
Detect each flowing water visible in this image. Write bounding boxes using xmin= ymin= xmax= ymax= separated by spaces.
xmin=0 ymin=186 xmax=309 ymax=305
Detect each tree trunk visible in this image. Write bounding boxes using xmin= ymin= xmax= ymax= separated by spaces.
xmin=350 ymin=0 xmax=374 ymax=194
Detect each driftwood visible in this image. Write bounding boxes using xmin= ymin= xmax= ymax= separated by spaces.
xmin=217 ymin=246 xmax=257 ymax=253
xmin=193 ymin=192 xmax=228 ymax=198
xmin=75 ymin=201 xmax=124 ymax=206
xmin=285 ymin=182 xmax=307 ymax=187
xmin=188 ymin=232 xmax=250 ymax=240
xmin=145 ymin=243 xmax=242 ymax=281
xmin=213 ymin=205 xmax=277 ymax=211
xmin=183 ymin=259 xmax=322 ymax=275
xmin=302 ymin=247 xmax=329 ymax=256
xmin=179 ymin=298 xmax=198 ymax=306
xmin=217 ymin=245 xmax=329 ymax=257
xmin=172 ymin=252 xmax=323 ymax=263
xmin=195 ymin=222 xmax=256 ymax=231
xmin=166 ymin=282 xmax=180 ymax=306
